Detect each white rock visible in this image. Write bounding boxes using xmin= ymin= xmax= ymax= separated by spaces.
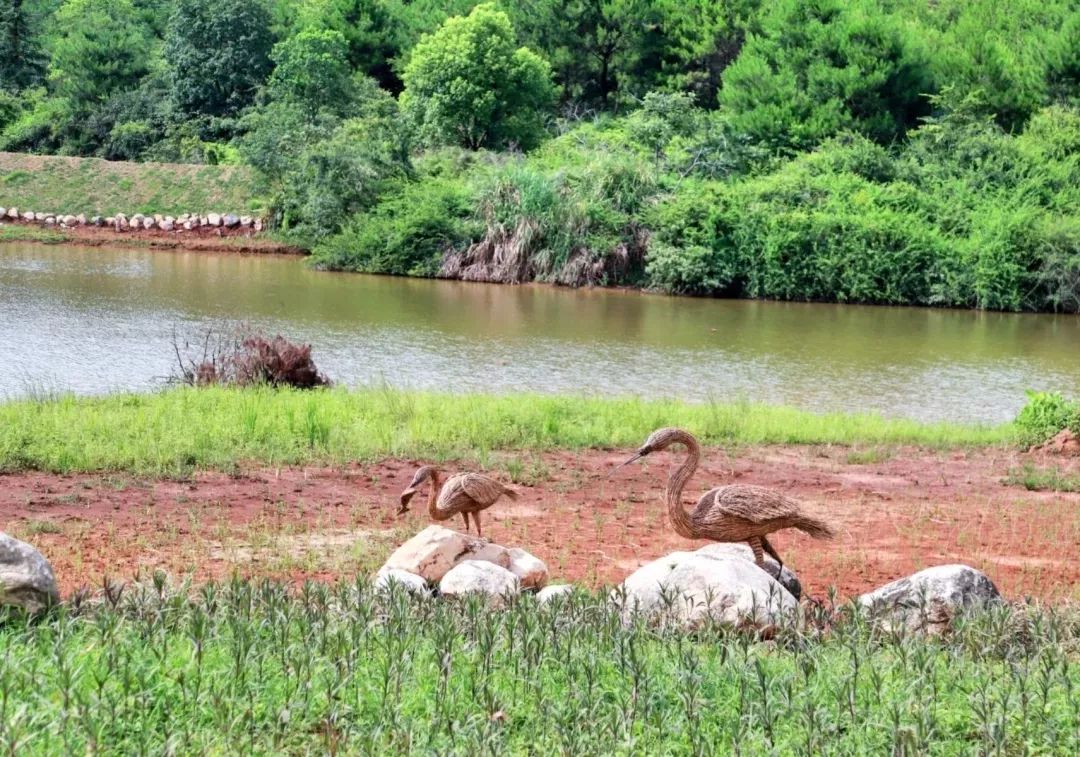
xmin=615 ymin=550 xmax=797 ymax=631
xmin=207 ymin=213 xmax=222 ymax=227
xmin=163 ymin=216 xmax=174 ymax=224
xmin=142 ymin=218 xmax=156 ymax=230
xmin=374 ymin=567 xmax=430 ymax=596
xmin=439 ymin=560 xmax=520 ymax=605
xmin=153 ymin=214 xmax=163 ymax=224
xmin=6 ymin=207 xmax=16 ymax=219
xmin=239 ymin=215 xmax=252 ymax=228
xmin=380 ymin=525 xmax=510 ymax=583
xmin=0 ymin=207 xmax=6 ymax=217
xmin=75 ymin=214 xmax=86 ymax=225
xmin=131 ymin=213 xmax=144 ymax=223
xmin=507 ymin=547 xmax=548 ymax=590
xmin=22 ymin=211 xmax=35 ymax=221
xmin=160 ymin=220 xmax=174 ymax=232
xmin=62 ymin=215 xmax=77 ymax=226
xmin=183 ymin=220 xmax=193 ymax=231
xmin=44 ymin=216 xmax=55 ymax=225
xmin=34 ymin=211 xmax=46 ymax=221
xmin=694 ymin=543 xmax=802 ymax=599
xmin=0 ymin=533 xmax=59 ymax=615
xmin=536 ymin=584 xmax=574 ymax=604
xmin=858 ymin=564 xmax=1001 ymax=633
xmin=253 ymin=218 xmax=263 ymax=232
xmin=223 ymin=213 xmax=240 ymax=228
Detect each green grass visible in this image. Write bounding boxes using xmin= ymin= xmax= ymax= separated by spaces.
xmin=0 ymin=387 xmax=1014 ymax=475
xmin=0 ymin=224 xmax=68 ymax=243
xmin=0 ymin=152 xmax=264 ymax=217
xmin=1004 ymin=463 xmax=1080 ymax=492
xmin=1 ymin=578 xmax=1077 ymax=753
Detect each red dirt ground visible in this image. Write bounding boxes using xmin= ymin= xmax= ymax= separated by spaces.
xmin=2 ymin=445 xmax=1078 ymax=602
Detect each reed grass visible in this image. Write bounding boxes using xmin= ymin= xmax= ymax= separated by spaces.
xmin=0 ymin=387 xmax=1014 ymax=475
xmin=1 ymin=577 xmax=1076 ymax=753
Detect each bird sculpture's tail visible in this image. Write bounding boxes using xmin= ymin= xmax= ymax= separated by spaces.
xmin=795 ymin=515 xmax=835 ymax=540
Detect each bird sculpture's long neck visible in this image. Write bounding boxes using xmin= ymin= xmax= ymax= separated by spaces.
xmin=427 ymin=470 xmax=442 ymax=519
xmin=665 ymin=432 xmax=700 ymax=539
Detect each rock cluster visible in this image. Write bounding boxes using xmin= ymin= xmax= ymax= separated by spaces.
xmin=0 ymin=205 xmax=264 ymax=233
xmin=375 ymin=525 xmax=565 ymax=604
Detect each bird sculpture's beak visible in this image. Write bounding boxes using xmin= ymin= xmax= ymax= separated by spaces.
xmin=609 ymin=449 xmax=647 ymax=476
xmin=398 ymin=488 xmax=417 ymax=514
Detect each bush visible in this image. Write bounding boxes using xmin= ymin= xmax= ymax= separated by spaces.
xmin=1014 ymin=390 xmax=1080 ymax=447
xmin=310 ymin=177 xmax=477 ymax=275
xmin=172 ymin=327 xmax=331 ymax=389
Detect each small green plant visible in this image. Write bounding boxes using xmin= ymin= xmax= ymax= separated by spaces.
xmin=1014 ymin=390 xmax=1079 ymax=448
xmin=844 ymin=447 xmax=895 ymax=465
xmin=1004 ymin=463 xmax=1080 ymax=492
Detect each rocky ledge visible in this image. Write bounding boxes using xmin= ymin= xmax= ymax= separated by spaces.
xmin=0 ymin=205 xmax=264 ymax=233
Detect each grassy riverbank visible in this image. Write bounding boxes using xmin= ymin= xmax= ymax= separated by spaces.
xmin=0 ymin=152 xmax=263 ymax=217
xmin=0 ymin=387 xmax=1013 ymax=474
xmin=2 ymin=580 xmax=1077 ymax=753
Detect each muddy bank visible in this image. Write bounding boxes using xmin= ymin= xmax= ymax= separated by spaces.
xmin=0 ymin=220 xmax=302 ymax=254
xmin=3 ymin=444 xmax=1077 ymax=602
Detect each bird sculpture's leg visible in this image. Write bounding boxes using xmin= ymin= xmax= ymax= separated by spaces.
xmin=760 ymin=536 xmax=784 ymax=570
xmin=747 ymin=536 xmax=765 ymax=567
xmin=461 ymin=512 xmax=470 ymax=532
xmin=473 ymin=511 xmax=483 ymax=538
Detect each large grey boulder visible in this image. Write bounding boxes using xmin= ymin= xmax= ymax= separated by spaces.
xmin=0 ymin=533 xmax=59 ymax=615
xmin=439 ymin=560 xmax=520 ymax=606
xmin=379 ymin=525 xmax=511 ymax=583
xmin=507 ymin=547 xmax=548 ymax=590
xmin=695 ymin=543 xmax=802 ymax=599
xmin=615 ymin=549 xmax=797 ymax=631
xmin=858 ymin=564 xmax=1001 ymax=634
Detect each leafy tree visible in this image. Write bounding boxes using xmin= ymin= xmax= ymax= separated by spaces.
xmin=510 ymin=0 xmax=659 ymax=107
xmin=268 ymin=28 xmax=354 ymax=116
xmin=400 ymin=3 xmax=554 ymax=149
xmin=47 ymin=0 xmax=154 ymax=110
xmin=0 ymin=0 xmax=48 ymax=91
xmin=165 ymin=0 xmax=274 ymax=117
xmin=720 ymin=0 xmax=932 ymax=150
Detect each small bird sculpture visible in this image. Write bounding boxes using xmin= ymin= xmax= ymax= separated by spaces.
xmin=614 ymin=428 xmax=834 ymax=571
xmin=398 ymin=466 xmax=517 ymax=537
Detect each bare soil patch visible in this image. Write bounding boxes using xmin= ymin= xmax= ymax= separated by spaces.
xmin=3 ymin=445 xmax=1078 ymax=601
xmin=3 ymin=220 xmax=300 ymax=254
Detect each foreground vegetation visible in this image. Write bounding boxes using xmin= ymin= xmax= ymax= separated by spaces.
xmin=4 ymin=1 xmax=1080 ymax=310
xmin=0 ymin=387 xmax=1014 ymax=474
xmin=1 ymin=578 xmax=1077 ymax=753
xmin=0 ymin=152 xmax=261 ymax=216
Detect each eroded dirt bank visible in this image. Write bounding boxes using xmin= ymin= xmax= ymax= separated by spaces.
xmin=2 ymin=444 xmax=1077 ymax=602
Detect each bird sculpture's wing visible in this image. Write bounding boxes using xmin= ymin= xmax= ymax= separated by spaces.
xmin=694 ymin=484 xmax=803 ymax=524
xmin=458 ymin=473 xmax=514 ymax=507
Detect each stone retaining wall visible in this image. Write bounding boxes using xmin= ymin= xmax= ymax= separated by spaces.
xmin=0 ymin=205 xmax=264 ymax=233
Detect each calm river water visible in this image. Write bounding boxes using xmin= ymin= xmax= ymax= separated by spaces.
xmin=1 ymin=242 xmax=1078 ymax=423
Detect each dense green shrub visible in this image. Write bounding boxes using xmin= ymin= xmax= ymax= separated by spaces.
xmin=1014 ymin=391 xmax=1080 ymax=447
xmin=310 ymin=177 xmax=477 ymax=274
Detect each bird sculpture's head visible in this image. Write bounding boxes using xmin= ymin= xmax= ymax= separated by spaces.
xmin=398 ymin=466 xmax=435 ymax=514
xmin=613 ymin=427 xmax=690 ymax=472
